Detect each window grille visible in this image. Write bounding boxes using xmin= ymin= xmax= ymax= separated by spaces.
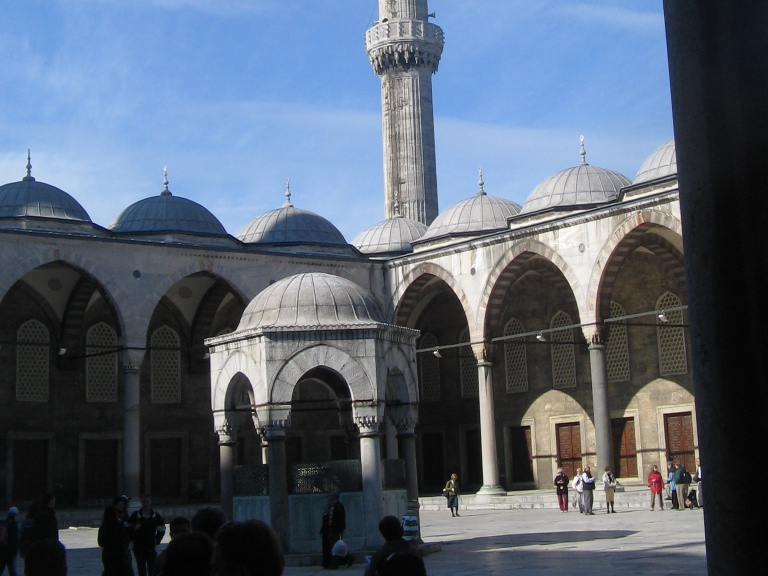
xmin=16 ymin=319 xmax=50 ymax=402
xmin=151 ymin=326 xmax=181 ymax=403
xmin=504 ymin=318 xmax=528 ymax=393
xmin=657 ymin=292 xmax=687 ymax=375
xmin=551 ymin=311 xmax=576 ymax=389
xmin=606 ymin=301 xmax=630 ymax=382
xmin=86 ymin=323 xmax=118 ymax=402
xmin=459 ymin=328 xmax=478 ymax=398
xmin=418 ymin=333 xmax=440 ymax=402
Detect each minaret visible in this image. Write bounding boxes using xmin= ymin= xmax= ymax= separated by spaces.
xmin=366 ymin=0 xmax=443 ymax=225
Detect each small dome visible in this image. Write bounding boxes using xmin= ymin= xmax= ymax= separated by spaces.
xmin=238 ymin=272 xmax=384 ymax=330
xmin=418 ymin=172 xmax=521 ymax=242
xmin=352 ymin=215 xmax=427 ymax=255
xmin=633 ymin=140 xmax=677 ymax=184
xmin=520 ymin=139 xmax=630 ymax=215
xmin=0 ymin=155 xmax=91 ymax=223
xmin=237 ymin=182 xmax=346 ymax=246
xmin=110 ymin=170 xmax=227 ymax=235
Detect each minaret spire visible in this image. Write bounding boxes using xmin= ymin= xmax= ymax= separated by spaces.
xmin=366 ymin=0 xmax=443 ymax=225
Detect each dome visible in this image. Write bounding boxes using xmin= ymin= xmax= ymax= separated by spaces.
xmin=237 ymin=183 xmax=346 ymax=246
xmin=0 ymin=157 xmax=91 ymax=223
xmin=633 ymin=140 xmax=677 ymax=184
xmin=418 ymin=173 xmax=521 ymax=242
xmin=110 ymin=171 xmax=227 ymax=236
xmin=352 ymin=214 xmax=427 ymax=255
xmin=238 ymin=272 xmax=384 ymax=330
xmin=520 ymin=141 xmax=630 ymax=215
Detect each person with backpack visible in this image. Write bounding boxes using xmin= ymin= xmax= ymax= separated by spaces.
xmin=0 ymin=506 xmax=20 ymax=576
xmin=674 ymin=462 xmax=690 ymax=511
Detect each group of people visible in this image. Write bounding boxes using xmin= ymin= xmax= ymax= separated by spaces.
xmin=556 ymin=466 xmax=617 ymax=515
xmin=0 ymin=493 xmax=65 ymax=576
xmin=659 ymin=459 xmax=702 ymax=510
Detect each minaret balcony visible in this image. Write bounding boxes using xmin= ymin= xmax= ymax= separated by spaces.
xmin=366 ymin=20 xmax=444 ymax=74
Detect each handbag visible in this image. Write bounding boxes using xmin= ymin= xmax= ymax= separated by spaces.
xmin=442 ymin=489 xmax=449 ymax=498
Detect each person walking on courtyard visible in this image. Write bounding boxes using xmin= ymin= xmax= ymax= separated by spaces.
xmin=602 ymin=466 xmax=617 ymax=513
xmin=127 ymin=495 xmax=165 ymax=576
xmin=444 ymin=474 xmax=460 ymax=517
xmin=571 ymin=468 xmax=584 ymax=513
xmin=98 ymin=495 xmax=134 ymax=576
xmin=0 ymin=506 xmax=20 ymax=576
xmin=554 ymin=468 xmax=569 ymax=512
xmin=581 ymin=466 xmax=596 ymax=515
xmin=319 ymin=491 xmax=346 ymax=569
xmin=648 ymin=464 xmax=665 ymax=510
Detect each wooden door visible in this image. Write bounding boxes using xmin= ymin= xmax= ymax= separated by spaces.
xmin=611 ymin=418 xmax=638 ymax=477
xmin=665 ymin=412 xmax=696 ymax=471
xmin=150 ymin=438 xmax=182 ymax=498
xmin=509 ymin=426 xmax=534 ymax=483
xmin=556 ymin=423 xmax=582 ymax=479
xmin=12 ymin=439 xmax=48 ymax=502
xmin=83 ymin=439 xmax=119 ymax=501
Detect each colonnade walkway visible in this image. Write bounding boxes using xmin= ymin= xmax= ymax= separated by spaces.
xmin=53 ymin=490 xmax=705 ymax=575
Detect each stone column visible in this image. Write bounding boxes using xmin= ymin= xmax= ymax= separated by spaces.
xmin=356 ymin=413 xmax=384 ymax=548
xmin=264 ymin=425 xmax=289 ymax=551
xmin=588 ymin=331 xmax=613 ymax=473
xmin=474 ymin=346 xmax=505 ymax=496
xmin=394 ymin=417 xmax=421 ymax=541
xmin=121 ymin=349 xmax=143 ymax=499
xmin=663 ymin=2 xmax=768 ymax=571
xmin=218 ymin=425 xmax=237 ymax=521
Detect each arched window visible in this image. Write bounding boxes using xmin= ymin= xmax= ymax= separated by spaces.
xmin=606 ymin=301 xmax=630 ymax=382
xmin=504 ymin=318 xmax=528 ymax=393
xmin=459 ymin=327 xmax=478 ymax=398
xmin=551 ymin=311 xmax=576 ymax=389
xmin=418 ymin=333 xmax=441 ymax=403
xmin=16 ymin=319 xmax=50 ymax=402
xmin=151 ymin=326 xmax=181 ymax=403
xmin=656 ymin=292 xmax=687 ymax=375
xmin=86 ymin=322 xmax=118 ymax=402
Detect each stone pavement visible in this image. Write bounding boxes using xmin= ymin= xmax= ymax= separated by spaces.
xmin=52 ymin=505 xmax=705 ymax=575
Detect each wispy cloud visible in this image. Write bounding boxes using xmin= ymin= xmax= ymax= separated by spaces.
xmin=70 ymin=0 xmax=281 ymax=17
xmin=556 ymin=4 xmax=664 ymax=33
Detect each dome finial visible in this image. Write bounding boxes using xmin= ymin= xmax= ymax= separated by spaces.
xmin=23 ymin=149 xmax=35 ymax=181
xmin=580 ymin=135 xmax=589 ymax=166
xmin=161 ymin=166 xmax=172 ymax=196
xmin=283 ymin=178 xmax=293 ymax=207
xmin=393 ymin=196 xmax=402 ymax=218
xmin=477 ymin=167 xmax=486 ymax=196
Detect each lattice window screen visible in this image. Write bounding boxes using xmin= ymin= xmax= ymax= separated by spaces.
xmin=151 ymin=326 xmax=181 ymax=403
xmin=551 ymin=311 xmax=576 ymax=389
xmin=504 ymin=318 xmax=528 ymax=393
xmin=606 ymin=301 xmax=630 ymax=382
xmin=418 ymin=333 xmax=440 ymax=403
xmin=656 ymin=292 xmax=687 ymax=375
xmin=86 ymin=323 xmax=118 ymax=402
xmin=459 ymin=328 xmax=478 ymax=398
xmin=16 ymin=319 xmax=50 ymax=402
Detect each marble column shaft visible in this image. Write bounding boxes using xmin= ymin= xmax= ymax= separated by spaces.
xmin=218 ymin=432 xmax=236 ymax=522
xmin=588 ymin=342 xmax=613 ymax=473
xmin=476 ymin=361 xmax=504 ymax=494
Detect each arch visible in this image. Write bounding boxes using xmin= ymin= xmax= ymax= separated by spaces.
xmin=391 ymin=263 xmax=474 ymax=330
xmin=381 ymin=343 xmax=419 ymax=404
xmin=588 ymin=209 xmax=684 ymax=323
xmin=271 ymin=344 xmax=375 ymax=405
xmin=481 ymin=239 xmax=585 ymax=339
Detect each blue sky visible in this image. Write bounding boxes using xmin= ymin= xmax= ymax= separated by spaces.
xmin=0 ymin=0 xmax=672 ymax=241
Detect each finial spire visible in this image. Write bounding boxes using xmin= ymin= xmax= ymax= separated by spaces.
xmin=161 ymin=166 xmax=172 ymax=196
xmin=283 ymin=178 xmax=293 ymax=207
xmin=24 ymin=149 xmax=35 ymax=181
xmin=477 ymin=167 xmax=486 ymax=196
xmin=393 ymin=197 xmax=402 ymax=218
xmin=580 ymin=135 xmax=588 ymax=166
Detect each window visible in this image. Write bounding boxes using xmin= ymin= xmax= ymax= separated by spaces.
xmin=503 ymin=318 xmax=528 ymax=393
xmin=606 ymin=301 xmax=630 ymax=382
xmin=656 ymin=292 xmax=687 ymax=375
xmin=86 ymin=323 xmax=118 ymax=402
xmin=16 ymin=319 xmax=50 ymax=402
xmin=151 ymin=326 xmax=181 ymax=403
xmin=551 ymin=311 xmax=576 ymax=389
xmin=459 ymin=328 xmax=478 ymax=398
xmin=418 ymin=333 xmax=440 ymax=403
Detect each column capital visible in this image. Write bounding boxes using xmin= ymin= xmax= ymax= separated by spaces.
xmin=585 ymin=326 xmax=606 ymax=347
xmin=121 ymin=348 xmax=144 ymax=374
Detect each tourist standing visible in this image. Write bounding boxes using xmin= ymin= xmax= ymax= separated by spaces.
xmin=674 ymin=462 xmax=690 ymax=511
xmin=31 ymin=493 xmax=58 ymax=544
xmin=602 ymin=466 xmax=617 ymax=513
xmin=581 ymin=466 xmax=596 ymax=515
xmin=0 ymin=506 xmax=20 ymax=576
xmin=571 ymin=468 xmax=584 ymax=513
xmin=694 ymin=458 xmax=703 ymax=507
xmin=128 ymin=495 xmax=165 ymax=576
xmin=444 ymin=474 xmax=460 ymax=517
xmin=648 ymin=464 xmax=665 ymax=510
xmin=554 ymin=468 xmax=569 ymax=512
xmin=319 ymin=492 xmax=346 ymax=569
xmin=98 ymin=495 xmax=134 ymax=576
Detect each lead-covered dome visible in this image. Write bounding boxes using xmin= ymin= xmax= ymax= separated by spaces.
xmin=520 ymin=139 xmax=631 ymax=215
xmin=0 ymin=156 xmax=91 ymax=223
xmin=237 ymin=183 xmax=346 ymax=246
xmin=418 ymin=172 xmax=521 ymax=242
xmin=633 ymin=140 xmax=676 ymax=184
xmin=238 ymin=272 xmax=384 ymax=330
xmin=352 ymin=214 xmax=427 ymax=255
xmin=110 ymin=170 xmax=227 ymax=236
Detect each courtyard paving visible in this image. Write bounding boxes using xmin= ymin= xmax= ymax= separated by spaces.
xmin=51 ymin=505 xmax=705 ymax=575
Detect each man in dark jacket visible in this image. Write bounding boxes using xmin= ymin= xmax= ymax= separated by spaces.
xmin=319 ymin=492 xmax=346 ymax=569
xmin=31 ymin=494 xmax=58 ymax=543
xmin=0 ymin=506 xmax=20 ymax=576
xmin=98 ymin=495 xmax=134 ymax=576
xmin=674 ymin=462 xmax=690 ymax=510
xmin=128 ymin=495 xmax=166 ymax=576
